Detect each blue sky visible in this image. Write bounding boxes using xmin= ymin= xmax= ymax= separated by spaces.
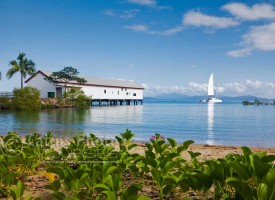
xmin=1 ymin=0 xmax=275 ymax=98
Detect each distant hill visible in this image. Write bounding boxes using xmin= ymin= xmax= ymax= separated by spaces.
xmin=144 ymin=93 xmax=272 ymax=102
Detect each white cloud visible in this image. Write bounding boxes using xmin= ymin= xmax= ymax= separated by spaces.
xmin=125 ymin=24 xmax=184 ymax=36
xmin=125 ymin=24 xmax=148 ymax=32
xmin=104 ymin=9 xmax=139 ymax=19
xmin=227 ymin=22 xmax=275 ymax=57
xmin=244 ymin=22 xmax=275 ymax=51
xmin=120 ymin=9 xmax=140 ymax=19
xmin=104 ymin=10 xmax=116 ymax=17
xmin=127 ymin=0 xmax=156 ymax=7
xmin=183 ymin=11 xmax=240 ymax=28
xmin=187 ymin=82 xmax=208 ymax=93
xmin=222 ymin=3 xmax=275 ymax=20
xmin=143 ymin=80 xmax=275 ymax=98
xmin=151 ymin=26 xmax=184 ymax=36
xmin=226 ymin=47 xmax=252 ymax=57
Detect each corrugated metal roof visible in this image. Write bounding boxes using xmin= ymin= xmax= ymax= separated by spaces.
xmin=83 ymin=76 xmax=144 ymax=89
xmin=26 ymin=70 xmax=144 ymax=89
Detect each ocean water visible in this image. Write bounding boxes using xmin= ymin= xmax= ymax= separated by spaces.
xmin=0 ymin=100 xmax=274 ymax=147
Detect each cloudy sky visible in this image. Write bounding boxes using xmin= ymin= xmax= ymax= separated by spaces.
xmin=0 ymin=0 xmax=275 ymax=98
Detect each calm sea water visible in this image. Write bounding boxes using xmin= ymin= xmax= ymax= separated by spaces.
xmin=0 ymin=100 xmax=275 ymax=147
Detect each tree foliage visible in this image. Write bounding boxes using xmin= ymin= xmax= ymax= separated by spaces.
xmin=63 ymin=88 xmax=91 ymax=107
xmin=12 ymin=87 xmax=41 ymax=111
xmin=46 ymin=67 xmax=87 ymax=92
xmin=6 ymin=52 xmax=36 ymax=89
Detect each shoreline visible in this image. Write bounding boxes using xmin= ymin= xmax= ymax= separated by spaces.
xmin=18 ymin=136 xmax=275 ymax=160
xmin=2 ymin=135 xmax=274 ymax=161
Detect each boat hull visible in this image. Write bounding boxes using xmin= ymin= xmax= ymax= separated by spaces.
xmin=208 ymin=98 xmax=222 ymax=103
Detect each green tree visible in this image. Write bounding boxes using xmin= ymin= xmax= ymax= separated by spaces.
xmin=12 ymin=87 xmax=41 ymax=110
xmin=64 ymin=88 xmax=91 ymax=107
xmin=6 ymin=52 xmax=36 ymax=89
xmin=46 ymin=66 xmax=87 ymax=93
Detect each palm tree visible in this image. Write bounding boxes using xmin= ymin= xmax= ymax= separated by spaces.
xmin=6 ymin=52 xmax=36 ymax=89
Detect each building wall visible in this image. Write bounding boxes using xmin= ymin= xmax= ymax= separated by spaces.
xmin=76 ymin=85 xmax=143 ymax=100
xmin=26 ymin=73 xmax=56 ymax=98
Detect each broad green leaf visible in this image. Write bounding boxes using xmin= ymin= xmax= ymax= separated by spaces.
xmin=10 ymin=187 xmax=18 ymax=200
xmin=112 ymin=174 xmax=122 ymax=193
xmin=178 ymin=179 xmax=189 ymax=192
xmin=257 ymin=183 xmax=268 ymax=200
xmin=106 ymin=166 xmax=117 ymax=175
xmin=47 ymin=167 xmax=65 ymax=180
xmin=95 ymin=183 xmax=111 ymax=191
xmin=145 ymin=143 xmax=153 ymax=151
xmin=151 ymin=168 xmax=160 ymax=180
xmin=143 ymin=157 xmax=157 ymax=168
xmin=162 ymin=161 xmax=176 ymax=174
xmin=164 ymin=176 xmax=177 ymax=185
xmin=241 ymin=146 xmax=252 ymax=164
xmin=159 ymin=157 xmax=170 ymax=168
xmin=121 ymin=184 xmax=141 ymax=200
xmin=128 ymin=143 xmax=138 ymax=150
xmin=226 ymin=177 xmax=254 ymax=200
xmin=115 ymin=136 xmax=123 ymax=145
xmin=177 ymin=145 xmax=188 ymax=153
xmin=265 ymin=168 xmax=275 ymax=187
xmin=191 ymin=173 xmax=212 ymax=191
xmin=229 ymin=162 xmax=250 ymax=180
xmin=163 ymin=184 xmax=175 ymax=195
xmin=145 ymin=151 xmax=155 ymax=160
xmin=49 ymin=180 xmax=61 ymax=192
xmin=102 ymin=190 xmax=116 ymax=200
xmin=188 ymin=151 xmax=201 ymax=159
xmin=160 ymin=144 xmax=170 ymax=153
xmin=182 ymin=140 xmax=194 ymax=148
xmin=16 ymin=181 xmax=25 ymax=198
xmin=52 ymin=192 xmax=66 ymax=200
xmin=137 ymin=197 xmax=151 ymax=200
xmin=167 ymin=138 xmax=177 ymax=148
xmin=254 ymin=163 xmax=270 ymax=180
xmin=261 ymin=155 xmax=275 ymax=163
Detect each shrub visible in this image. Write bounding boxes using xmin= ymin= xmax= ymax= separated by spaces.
xmin=64 ymin=89 xmax=91 ymax=107
xmin=12 ymin=87 xmax=41 ymax=111
xmin=0 ymin=97 xmax=13 ymax=109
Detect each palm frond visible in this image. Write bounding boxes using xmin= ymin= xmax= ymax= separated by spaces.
xmin=6 ymin=67 xmax=19 ymax=79
xmin=17 ymin=52 xmax=26 ymax=63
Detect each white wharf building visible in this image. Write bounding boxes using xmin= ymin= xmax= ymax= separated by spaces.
xmin=25 ymin=70 xmax=144 ymax=106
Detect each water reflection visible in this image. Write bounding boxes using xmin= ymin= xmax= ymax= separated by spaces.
xmin=0 ymin=106 xmax=143 ymax=136
xmin=207 ymin=103 xmax=215 ymax=145
xmin=88 ymin=105 xmax=143 ymax=124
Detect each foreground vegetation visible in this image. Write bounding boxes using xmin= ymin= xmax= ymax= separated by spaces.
xmin=0 ymin=130 xmax=274 ymax=200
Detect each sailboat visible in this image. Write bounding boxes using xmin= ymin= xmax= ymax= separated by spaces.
xmin=205 ymin=73 xmax=222 ymax=103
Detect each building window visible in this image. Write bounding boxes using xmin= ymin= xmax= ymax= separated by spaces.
xmin=133 ymin=93 xmax=136 ymax=96
xmin=126 ymin=92 xmax=129 ymax=95
xmin=125 ymin=88 xmax=127 ymax=91
xmin=104 ymin=90 xmax=106 ymax=94
xmin=118 ymin=91 xmax=119 ymax=95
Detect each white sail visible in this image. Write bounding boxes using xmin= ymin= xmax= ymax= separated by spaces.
xmin=208 ymin=73 xmax=214 ymax=96
xmin=205 ymin=73 xmax=222 ymax=103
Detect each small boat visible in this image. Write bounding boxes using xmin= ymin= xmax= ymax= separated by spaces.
xmin=205 ymin=73 xmax=222 ymax=103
